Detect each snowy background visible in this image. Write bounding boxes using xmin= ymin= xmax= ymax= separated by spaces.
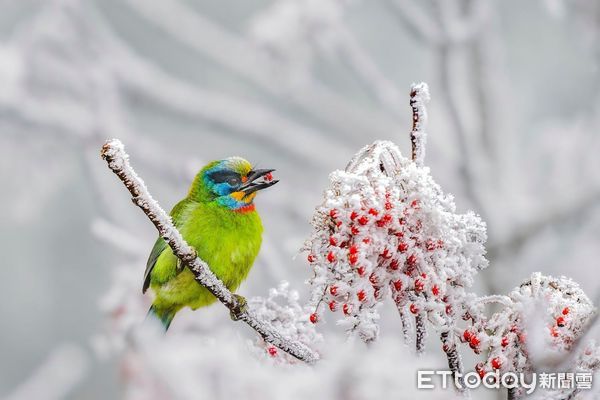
xmin=1 ymin=0 xmax=600 ymax=399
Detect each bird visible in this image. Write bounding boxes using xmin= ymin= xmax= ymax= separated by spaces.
xmin=143 ymin=157 xmax=278 ymax=330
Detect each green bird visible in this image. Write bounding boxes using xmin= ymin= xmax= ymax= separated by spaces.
xmin=144 ymin=157 xmax=278 ymax=330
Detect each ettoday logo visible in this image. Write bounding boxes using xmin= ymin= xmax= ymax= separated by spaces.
xmin=417 ymin=370 xmax=593 ymax=394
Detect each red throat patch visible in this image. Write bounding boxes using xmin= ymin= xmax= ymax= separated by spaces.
xmin=235 ymin=204 xmax=256 ymax=213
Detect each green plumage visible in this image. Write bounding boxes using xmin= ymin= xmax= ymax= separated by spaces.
xmin=144 ymin=158 xmax=271 ymax=330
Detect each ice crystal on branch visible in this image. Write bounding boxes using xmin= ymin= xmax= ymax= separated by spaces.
xmin=304 ymin=140 xmax=488 ymax=343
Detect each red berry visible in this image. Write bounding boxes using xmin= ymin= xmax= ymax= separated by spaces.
xmin=369 ymin=273 xmax=378 ymax=285
xmin=407 ymin=254 xmax=417 ymax=266
xmin=445 ymin=304 xmax=452 ymax=315
xmin=349 ymin=253 xmax=358 ymax=265
xmin=426 ymin=240 xmax=436 ymax=251
xmin=362 ymin=237 xmax=371 ymax=244
xmin=336 ymin=220 xmax=342 ymax=227
xmin=385 ymin=202 xmax=393 ymax=210
xmin=463 ymin=330 xmax=472 ymax=341
xmin=414 ymin=279 xmax=424 ymax=292
xmin=343 ymin=303 xmax=351 ymax=315
xmin=421 ymin=273 xmax=427 ymax=279
xmin=329 ymin=236 xmax=338 ymax=246
xmin=357 ymin=266 xmax=365 ymax=276
xmin=327 ymin=251 xmax=336 ymax=263
xmin=350 ymin=211 xmax=358 ymax=220
xmin=349 ymin=245 xmax=358 ymax=255
xmin=329 ymin=301 xmax=337 ymax=311
xmin=470 ymin=335 xmax=480 ymax=348
xmin=368 ymin=208 xmax=378 ymax=216
xmin=357 ymin=290 xmax=366 ymax=302
xmin=476 ymin=363 xmax=486 ymax=378
xmin=376 ymin=214 xmax=392 ymax=227
xmin=437 ymin=239 xmax=444 ymax=248
xmin=309 ymin=313 xmax=318 ymax=323
xmin=399 ymin=218 xmax=406 ymax=225
xmin=358 ymin=215 xmax=369 ymax=225
xmin=518 ymin=332 xmax=527 ymax=343
xmin=410 ymin=199 xmax=420 ymax=209
xmin=409 ymin=303 xmax=419 ymax=314
xmin=351 ymin=226 xmax=360 ymax=235
xmin=556 ymin=317 xmax=565 ymax=327
xmin=550 ymin=327 xmax=559 ymax=337
xmin=267 ymin=346 xmax=277 ymax=356
xmin=562 ymin=307 xmax=570 ymax=315
xmin=264 ymin=172 xmax=273 ymax=182
xmin=307 ymin=254 xmax=316 ymax=263
xmin=501 ymin=337 xmax=509 ymax=347
xmin=389 ymin=259 xmax=399 ymax=270
xmin=431 ymin=285 xmax=439 ymax=296
xmin=329 ymin=209 xmax=338 ymax=219
xmin=373 ymin=288 xmax=381 ymax=299
xmin=393 ymin=280 xmax=402 ymax=291
xmin=398 ymin=242 xmax=408 ymax=253
xmin=329 ymin=285 xmax=338 ymax=296
xmin=381 ymin=248 xmax=391 ymax=259
xmin=491 ymin=357 xmax=502 ymax=370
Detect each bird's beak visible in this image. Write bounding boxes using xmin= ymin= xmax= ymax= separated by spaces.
xmin=239 ymin=169 xmax=278 ymax=196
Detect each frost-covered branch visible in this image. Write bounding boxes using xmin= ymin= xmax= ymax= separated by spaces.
xmin=409 ymin=82 xmax=430 ymax=166
xmin=100 ymin=139 xmax=319 ymax=364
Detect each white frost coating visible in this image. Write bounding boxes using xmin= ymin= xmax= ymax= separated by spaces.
xmin=409 ymin=82 xmax=430 ymax=167
xmin=248 ymin=281 xmax=323 ymax=362
xmin=461 ymin=272 xmax=599 ymax=398
xmin=101 ymin=139 xmax=319 ymax=364
xmin=304 ymin=140 xmax=488 ymax=344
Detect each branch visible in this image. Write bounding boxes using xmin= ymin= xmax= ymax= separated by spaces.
xmin=440 ymin=330 xmax=465 ymax=392
xmin=100 ymin=139 xmax=319 ymax=364
xmin=409 ymin=82 xmax=430 ymax=166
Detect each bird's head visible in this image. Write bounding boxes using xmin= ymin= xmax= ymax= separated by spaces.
xmin=192 ymin=157 xmax=278 ymax=211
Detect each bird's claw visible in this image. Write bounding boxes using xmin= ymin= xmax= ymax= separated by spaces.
xmin=176 ymin=258 xmax=185 ymax=273
xmin=230 ymin=294 xmax=247 ymax=321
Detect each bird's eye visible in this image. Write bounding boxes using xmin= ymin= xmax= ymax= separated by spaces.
xmin=228 ymin=177 xmax=241 ymax=186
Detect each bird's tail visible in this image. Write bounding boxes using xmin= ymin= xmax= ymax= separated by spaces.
xmin=147 ymin=305 xmax=176 ymax=331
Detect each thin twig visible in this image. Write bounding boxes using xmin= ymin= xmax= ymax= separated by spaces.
xmin=409 ymin=82 xmax=430 ymax=166
xmin=415 ymin=314 xmax=426 ymax=354
xmin=440 ymin=330 xmax=466 ymax=392
xmin=100 ymin=139 xmax=319 ymax=364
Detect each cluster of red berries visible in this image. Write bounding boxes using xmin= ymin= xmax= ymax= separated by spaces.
xmin=305 ymin=147 xmax=487 ymax=342
xmin=459 ymin=273 xmax=594 ymax=377
xmin=306 ymin=186 xmax=460 ymax=341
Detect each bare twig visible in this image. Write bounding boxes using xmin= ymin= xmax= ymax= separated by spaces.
xmin=100 ymin=139 xmax=319 ymax=364
xmin=409 ymin=82 xmax=430 ymax=166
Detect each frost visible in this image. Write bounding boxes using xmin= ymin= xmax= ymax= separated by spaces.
xmin=304 ymin=140 xmax=487 ymax=344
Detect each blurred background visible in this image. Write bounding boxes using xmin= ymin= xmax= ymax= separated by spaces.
xmin=1 ymin=0 xmax=599 ymax=399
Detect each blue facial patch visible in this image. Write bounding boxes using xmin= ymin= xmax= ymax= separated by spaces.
xmin=203 ymin=161 xmax=253 ymax=210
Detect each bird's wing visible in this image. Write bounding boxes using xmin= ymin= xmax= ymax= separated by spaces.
xmin=142 ymin=199 xmax=189 ymax=293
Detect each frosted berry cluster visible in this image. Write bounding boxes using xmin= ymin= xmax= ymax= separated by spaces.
xmin=462 ymin=273 xmax=595 ymax=379
xmin=249 ymin=281 xmax=323 ymax=363
xmin=304 ymin=140 xmax=488 ymax=342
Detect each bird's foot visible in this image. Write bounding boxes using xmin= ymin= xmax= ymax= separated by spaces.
xmin=230 ymin=294 xmax=247 ymax=321
xmin=176 ymin=258 xmax=185 ymax=273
